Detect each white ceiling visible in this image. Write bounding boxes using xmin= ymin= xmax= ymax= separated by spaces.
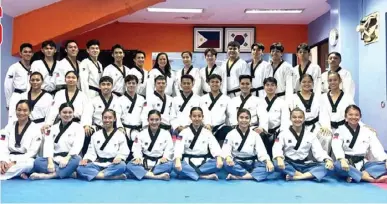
xmin=118 ymin=0 xmax=331 ymax=24
xmin=2 ymin=0 xmax=330 ymax=24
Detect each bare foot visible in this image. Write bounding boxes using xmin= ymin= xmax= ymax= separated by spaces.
xmin=226 ymin=174 xmax=238 ymax=180
xmin=201 ymin=174 xmax=218 ymax=180
xmin=346 ymin=177 xmax=353 ymax=183
xmin=20 ymin=173 xmax=28 ymax=180
xmin=226 ymin=173 xmax=233 ymax=180
xmin=375 ymin=175 xmax=387 ymax=183
xmin=285 ymin=174 xmax=293 ymax=181
xmin=70 ymin=172 xmax=77 ymax=179
xmin=159 ymin=173 xmax=170 ymax=181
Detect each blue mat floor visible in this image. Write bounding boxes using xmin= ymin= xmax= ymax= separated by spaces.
xmin=1 ymin=176 xmax=387 ymax=203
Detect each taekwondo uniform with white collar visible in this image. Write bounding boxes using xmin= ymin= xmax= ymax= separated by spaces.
xmin=126 ymin=128 xmax=174 ymax=180
xmin=332 ymin=123 xmax=387 ymax=182
xmin=76 ymin=129 xmax=129 ymax=181
xmin=173 ymin=125 xmax=222 ymax=180
xmin=290 ymin=92 xmax=321 ymax=133
xmin=0 ymin=121 xmax=42 ymax=180
xmin=272 ymin=125 xmax=332 ymax=181
xmin=31 ymin=59 xmax=59 ymax=94
xmin=248 ymin=60 xmax=270 ymax=97
xmin=141 ymin=91 xmax=174 ymax=131
xmin=53 ymin=57 xmax=80 ymax=89
xmin=33 ymin=121 xmax=84 ymax=178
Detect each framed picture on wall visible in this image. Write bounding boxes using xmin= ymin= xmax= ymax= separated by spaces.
xmin=224 ymin=27 xmax=256 ymax=52
xmin=193 ymin=27 xmax=224 ymax=52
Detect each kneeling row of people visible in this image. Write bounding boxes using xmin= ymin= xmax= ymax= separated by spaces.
xmin=1 ymin=101 xmax=387 ymax=183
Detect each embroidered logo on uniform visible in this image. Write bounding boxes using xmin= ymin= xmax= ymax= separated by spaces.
xmin=134 ymin=137 xmax=138 ymax=143
xmin=220 ymin=104 xmax=224 ymax=107
xmin=83 ymin=68 xmax=86 ymax=71
xmin=127 ymin=106 xmax=130 ymax=109
xmin=145 ymin=142 xmax=148 ymax=146
xmin=288 ymin=139 xmax=292 ymax=143
xmin=346 ymin=140 xmax=350 ymax=143
xmin=8 ymin=75 xmax=13 ymax=78
xmin=205 ymin=102 xmax=208 ymax=104
xmin=52 ymin=134 xmax=56 ymax=138
xmin=157 ymin=103 xmax=160 ymax=107
xmin=0 ymin=135 xmax=5 ymax=140
xmin=188 ymin=140 xmax=192 ymax=143
xmin=56 ymin=73 xmax=60 ymax=77
xmin=36 ymin=137 xmax=41 ymax=141
xmin=97 ymin=140 xmax=100 ymax=144
xmin=235 ymin=142 xmax=239 ymax=146
xmin=178 ymin=105 xmax=181 ymax=108
xmin=333 ymin=133 xmax=339 ymax=139
xmin=51 ymin=101 xmax=55 ymax=106
xmin=176 ymin=135 xmax=183 ymax=140
xmin=144 ymin=102 xmax=147 ymax=107
xmin=275 ymin=138 xmax=279 ymax=142
xmin=98 ymin=105 xmax=102 ymax=108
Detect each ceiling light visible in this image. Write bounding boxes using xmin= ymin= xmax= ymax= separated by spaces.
xmin=147 ymin=8 xmax=203 ymax=13
xmin=245 ymin=9 xmax=304 ymax=14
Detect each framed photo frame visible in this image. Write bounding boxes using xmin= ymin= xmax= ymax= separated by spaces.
xmin=224 ymin=27 xmax=256 ymax=52
xmin=193 ymin=27 xmax=224 ymax=52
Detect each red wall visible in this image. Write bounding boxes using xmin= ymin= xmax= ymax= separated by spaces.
xmin=72 ymin=22 xmax=308 ymax=69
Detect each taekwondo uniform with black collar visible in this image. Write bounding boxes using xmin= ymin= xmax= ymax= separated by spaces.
xmin=220 ymin=58 xmax=250 ymax=98
xmin=103 ymin=64 xmax=130 ymax=96
xmin=200 ymin=92 xmax=233 ymax=142
xmin=126 ymin=128 xmax=174 ymax=180
xmin=127 ymin=66 xmax=148 ymax=97
xmin=292 ymin=61 xmax=322 ymax=94
xmin=31 ymin=59 xmax=59 ymax=94
xmin=332 ymin=123 xmax=387 ymax=182
xmin=248 ymin=60 xmax=270 ymax=97
xmin=259 ymin=96 xmax=291 ymax=158
xmin=319 ymin=91 xmax=355 ymax=152
xmin=33 ymin=121 xmax=84 ymax=178
xmin=170 ymin=91 xmax=211 ymax=132
xmin=266 ymin=60 xmax=294 ymax=104
xmin=8 ymin=90 xmax=53 ymax=126
xmin=228 ymin=94 xmax=268 ymax=130
xmin=173 ymin=125 xmax=222 ymax=180
xmin=76 ymin=129 xmax=129 ymax=181
xmin=174 ymin=66 xmax=202 ymax=95
xmin=44 ymin=88 xmax=89 ymax=126
xmin=141 ymin=91 xmax=174 ymax=131
xmin=0 ymin=120 xmax=42 ymax=180
xmin=79 ymin=57 xmax=103 ymax=99
xmin=222 ymin=127 xmax=280 ymax=181
xmin=4 ymin=61 xmax=31 ymax=108
xmin=321 ymin=67 xmax=355 ymax=98
xmin=118 ymin=93 xmax=145 ymax=141
xmin=199 ymin=64 xmax=227 ymax=95
xmin=146 ymin=68 xmax=176 ymax=99
xmin=272 ymin=125 xmax=332 ymax=181
xmin=81 ymin=94 xmax=123 ymax=131
xmin=290 ymin=92 xmax=321 ymax=133
xmin=53 ymin=57 xmax=80 ymax=89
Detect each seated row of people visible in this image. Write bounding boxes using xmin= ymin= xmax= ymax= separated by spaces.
xmin=1 ymin=100 xmax=386 ymax=183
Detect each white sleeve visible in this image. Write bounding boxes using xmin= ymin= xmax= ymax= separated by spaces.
xmin=343 ymin=72 xmax=355 ymax=98
xmin=81 ymin=100 xmax=94 ymax=127
xmin=369 ymin=131 xmax=387 ymax=161
xmin=313 ymin=66 xmax=322 ymax=96
xmin=8 ymin=94 xmax=21 ymax=123
xmin=83 ymin=135 xmax=98 ymax=161
xmin=146 ymin=71 xmax=156 ymax=100
xmin=221 ymin=68 xmax=228 ymax=94
xmin=42 ymin=131 xmax=54 ymax=158
xmin=44 ymin=95 xmax=61 ymax=125
xmin=201 ymin=102 xmax=212 ymax=126
xmin=319 ymin=97 xmax=332 ymax=130
xmin=132 ymin=135 xmax=143 ymax=159
xmin=311 ymin=134 xmax=331 ymax=162
xmin=240 ymin=61 xmax=250 ymax=75
xmin=117 ymin=133 xmax=130 ymax=161
xmin=227 ymin=100 xmax=238 ymax=126
xmin=192 ymin=70 xmax=201 ymax=95
xmin=14 ymin=126 xmax=42 ymax=160
xmin=173 ymin=133 xmax=185 ymax=159
xmin=4 ymin=65 xmax=15 ymax=107
xmin=209 ymin=132 xmax=222 ymax=157
xmin=68 ymin=124 xmax=85 ymax=156
xmin=162 ymin=132 xmax=174 ymax=160
xmin=331 ymin=129 xmax=345 ymax=159
xmin=170 ymin=99 xmax=180 ymax=130
xmin=257 ymin=100 xmax=269 ymax=131
xmin=79 ymin=61 xmax=90 ymax=93
xmin=221 ymin=132 xmax=233 ymax=158
xmin=280 ymin=102 xmax=291 ymax=132
xmin=285 ymin=66 xmax=294 ymax=106
xmin=141 ymin=101 xmax=151 ymax=128
xmin=0 ymin=129 xmax=11 ymax=162
xmin=272 ymin=132 xmax=285 ymax=159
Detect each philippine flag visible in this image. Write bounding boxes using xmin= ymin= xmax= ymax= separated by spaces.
xmin=197 ymin=31 xmax=220 ymax=48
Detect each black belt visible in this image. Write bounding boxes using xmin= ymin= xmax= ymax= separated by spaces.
xmin=235 ymin=156 xmax=257 ymax=172
xmin=72 ymin=118 xmax=81 ymax=123
xmin=331 ymin=120 xmax=345 ymax=129
xmin=123 ymin=124 xmax=142 ymax=137
xmin=160 ymin=124 xmax=171 ymax=131
xmin=251 ymin=86 xmax=264 ymax=97
xmin=32 ymin=118 xmax=45 ymax=123
xmin=227 ymin=88 xmax=240 ymax=95
xmin=304 ymin=116 xmax=319 ymax=132
xmin=96 ymin=156 xmax=115 ymax=163
xmin=276 ymin=91 xmax=285 ymax=97
xmin=268 ymin=126 xmax=280 ymax=135
xmin=93 ymin=123 xmax=103 ymax=131
xmin=143 ymin=154 xmax=162 ymax=171
xmin=112 ymin=91 xmax=122 ymax=97
xmin=14 ymin=88 xmax=25 ymax=94
xmin=89 ymin=86 xmax=100 ymax=93
xmin=10 ymin=152 xmax=24 ymax=155
xmin=182 ymin=153 xmax=212 ymax=174
xmin=54 ymin=152 xmax=68 ymax=157
xmin=285 ymin=156 xmax=308 ymax=164
xmin=345 ymin=155 xmax=365 ymax=167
